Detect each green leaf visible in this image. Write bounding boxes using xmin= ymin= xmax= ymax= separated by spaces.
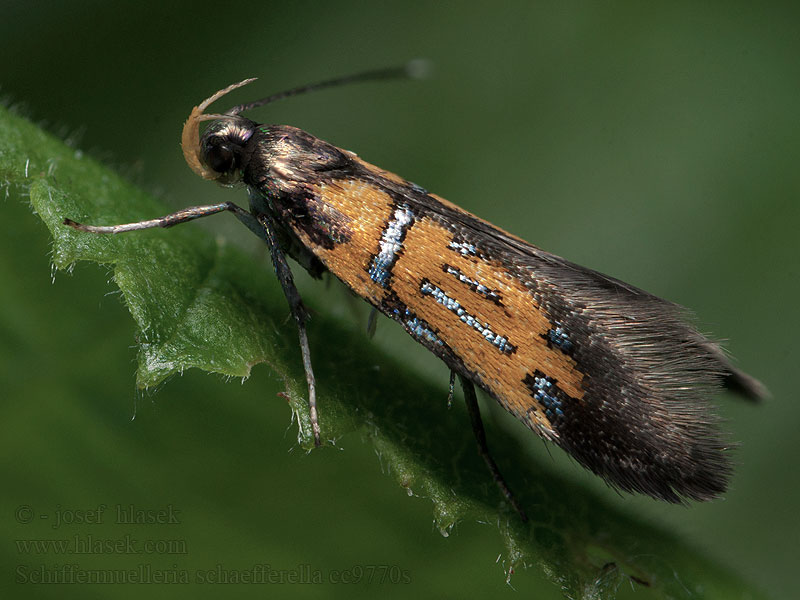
xmin=2 ymin=103 xmax=768 ymax=599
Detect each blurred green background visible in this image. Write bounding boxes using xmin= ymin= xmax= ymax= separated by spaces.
xmin=2 ymin=1 xmax=798 ymax=598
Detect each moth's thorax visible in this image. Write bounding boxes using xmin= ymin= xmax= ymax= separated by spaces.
xmin=200 ymin=121 xmax=353 ymax=196
xmin=242 ymin=125 xmax=352 ymax=190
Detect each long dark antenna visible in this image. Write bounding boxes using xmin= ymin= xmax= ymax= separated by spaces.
xmin=224 ymin=59 xmax=430 ymax=116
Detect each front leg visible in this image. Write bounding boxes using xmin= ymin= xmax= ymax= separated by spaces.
xmin=256 ymin=211 xmax=322 ymax=447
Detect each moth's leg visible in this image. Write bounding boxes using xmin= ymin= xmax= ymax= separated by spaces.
xmin=257 ymin=213 xmax=321 ymax=447
xmin=366 ymin=307 xmax=379 ymax=339
xmin=459 ymin=375 xmax=528 ymax=522
xmin=447 ymin=370 xmax=456 ymax=409
xmin=64 ymin=202 xmax=251 ymax=233
xmin=67 ymin=201 xmax=322 ymax=446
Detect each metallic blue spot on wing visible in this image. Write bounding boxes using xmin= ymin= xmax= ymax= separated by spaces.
xmin=406 ymin=314 xmax=444 ymax=346
xmin=442 ymin=264 xmax=503 ymax=305
xmin=368 ymin=204 xmax=414 ymax=287
xmin=419 ymin=279 xmax=515 ymax=354
xmin=524 ymin=371 xmax=574 ymax=423
xmin=546 ymin=325 xmax=573 ymax=353
xmin=448 ymin=240 xmax=479 ymax=257
xmin=389 ymin=301 xmax=443 ymax=346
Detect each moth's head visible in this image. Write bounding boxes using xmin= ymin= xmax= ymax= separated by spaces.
xmin=182 ymin=64 xmax=427 ymax=183
xmin=181 ymin=78 xmax=258 ymax=184
xmin=195 ymin=118 xmax=258 ymax=185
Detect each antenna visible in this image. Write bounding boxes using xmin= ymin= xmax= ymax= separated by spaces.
xmin=225 ymin=59 xmax=431 ymax=116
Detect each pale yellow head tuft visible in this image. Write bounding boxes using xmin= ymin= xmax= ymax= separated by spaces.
xmin=181 ymin=78 xmax=257 ymax=180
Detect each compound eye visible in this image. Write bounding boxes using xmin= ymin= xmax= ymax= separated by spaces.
xmin=204 ymin=143 xmax=235 ymax=174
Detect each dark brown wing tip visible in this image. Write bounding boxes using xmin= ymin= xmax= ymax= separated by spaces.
xmin=725 ymin=368 xmax=770 ymax=402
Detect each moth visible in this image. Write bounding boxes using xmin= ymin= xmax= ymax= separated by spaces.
xmin=66 ymin=65 xmax=765 ymax=520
